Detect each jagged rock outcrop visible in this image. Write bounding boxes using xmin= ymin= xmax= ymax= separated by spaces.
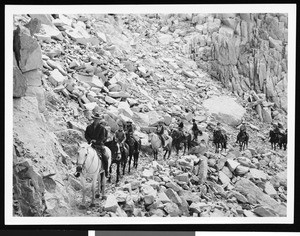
xmin=187 ymin=13 xmax=288 ymax=116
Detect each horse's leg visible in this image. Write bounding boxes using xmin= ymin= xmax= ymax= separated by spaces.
xmin=163 ymin=149 xmax=167 ymax=160
xmin=128 ymin=151 xmax=132 ymax=174
xmin=80 ymin=176 xmax=86 ymax=205
xmin=134 ymin=151 xmax=138 ymax=168
xmin=108 ymin=164 xmax=112 ymax=183
xmin=90 ymin=174 xmax=97 ymax=207
xmin=95 ymin=172 xmax=101 ymax=199
xmin=116 ymin=163 xmax=120 ymax=183
xmin=101 ymin=172 xmax=105 ymax=197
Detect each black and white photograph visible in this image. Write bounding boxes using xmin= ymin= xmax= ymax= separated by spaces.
xmin=5 ymin=4 xmax=296 ymax=226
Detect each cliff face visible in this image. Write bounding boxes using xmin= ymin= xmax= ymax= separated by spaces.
xmin=186 ymin=13 xmax=288 ymax=112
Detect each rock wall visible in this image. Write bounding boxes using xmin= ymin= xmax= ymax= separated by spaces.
xmin=185 ymin=13 xmax=288 ymax=112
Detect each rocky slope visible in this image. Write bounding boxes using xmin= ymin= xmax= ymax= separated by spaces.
xmin=12 ymin=13 xmax=287 ymax=217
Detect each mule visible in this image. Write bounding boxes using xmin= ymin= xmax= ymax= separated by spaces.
xmin=148 ymin=132 xmax=172 ymax=160
xmin=213 ymin=129 xmax=227 ymax=153
xmin=74 ymin=143 xmax=112 ymax=207
xmin=171 ymin=129 xmax=187 ymax=155
xmin=126 ymin=134 xmax=142 ymax=173
xmin=105 ymin=138 xmax=128 ymax=183
xmin=236 ymin=130 xmax=249 ymax=151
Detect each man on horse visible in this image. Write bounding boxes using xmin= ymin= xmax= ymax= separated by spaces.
xmin=191 ymin=118 xmax=200 ymax=141
xmin=85 ymin=113 xmax=110 ymax=178
xmin=156 ymin=120 xmax=165 ymax=147
xmin=115 ymin=120 xmax=128 ymax=154
xmin=236 ymin=121 xmax=247 ymax=143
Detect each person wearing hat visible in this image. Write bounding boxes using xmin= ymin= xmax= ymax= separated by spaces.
xmin=125 ymin=120 xmax=138 ymax=143
xmin=191 ymin=119 xmax=200 ymax=141
xmin=85 ymin=112 xmax=110 ymax=178
xmin=156 ymin=120 xmax=165 ymax=147
xmin=115 ymin=120 xmax=128 ymax=153
xmin=240 ymin=120 xmax=247 ymax=133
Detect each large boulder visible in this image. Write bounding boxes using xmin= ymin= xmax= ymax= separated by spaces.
xmin=202 ymin=96 xmax=246 ymax=126
xmin=235 ymin=178 xmax=286 ymax=216
xmin=13 ymin=26 xmax=43 ymax=73
xmin=13 ymin=66 xmax=27 ymax=98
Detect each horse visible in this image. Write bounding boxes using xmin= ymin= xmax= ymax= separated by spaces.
xmin=148 ymin=132 xmax=172 ymax=160
xmin=213 ymin=129 xmax=227 ymax=153
xmin=186 ymin=130 xmax=209 ymax=151
xmin=269 ymin=130 xmax=280 ymax=150
xmin=74 ymin=143 xmax=112 ymax=207
xmin=278 ymin=129 xmax=287 ymax=151
xmin=126 ymin=133 xmax=141 ymax=173
xmin=236 ymin=130 xmax=249 ymax=151
xmin=170 ymin=128 xmax=187 ymax=155
xmin=105 ymin=138 xmax=128 ymax=183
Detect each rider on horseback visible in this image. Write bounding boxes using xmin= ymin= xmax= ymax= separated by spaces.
xmin=115 ymin=120 xmax=128 ymax=154
xmin=236 ymin=121 xmax=247 ymax=143
xmin=85 ymin=113 xmax=110 ymax=178
xmin=191 ymin=119 xmax=199 ymax=141
xmin=156 ymin=120 xmax=166 ymax=147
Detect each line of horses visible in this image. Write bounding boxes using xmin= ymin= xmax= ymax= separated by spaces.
xmin=74 ymin=125 xmax=287 ymax=207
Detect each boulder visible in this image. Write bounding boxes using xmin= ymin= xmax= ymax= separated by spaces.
xmin=219 ymin=171 xmax=231 ymax=187
xmin=164 ymin=202 xmax=181 ymax=217
xmin=235 ymin=178 xmax=286 ymax=216
xmin=157 ymin=192 xmax=171 ymax=204
xmin=104 ymin=194 xmax=119 ymax=213
xmin=118 ymin=101 xmax=133 ymax=118
xmin=13 ymin=160 xmax=46 ymax=216
xmin=25 ymin=86 xmax=46 ymax=113
xmin=13 ymin=66 xmax=27 ymax=98
xmin=14 ymin=26 xmax=43 ymax=73
xmin=48 ymin=69 xmax=66 ymax=87
xmin=202 ymin=96 xmax=246 ymax=126
xmin=264 ymin=181 xmax=277 ymax=197
xmin=23 ymin=69 xmax=42 ymax=86
xmin=262 ymin=107 xmax=273 ymax=123
xmin=226 ymin=159 xmax=240 ymax=172
xmin=40 ymin=24 xmax=64 ymax=41
xmin=235 ymin=165 xmax=250 ymax=176
xmin=249 ymin=168 xmax=268 ymax=180
xmin=174 ymin=173 xmax=189 ymax=184
xmin=73 ymin=74 xmax=104 ymax=89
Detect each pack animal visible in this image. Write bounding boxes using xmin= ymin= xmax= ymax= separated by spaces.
xmin=148 ymin=132 xmax=172 ymax=160
xmin=236 ymin=130 xmax=249 ymax=151
xmin=126 ymin=134 xmax=141 ymax=173
xmin=105 ymin=138 xmax=128 ymax=183
xmin=74 ymin=143 xmax=111 ymax=207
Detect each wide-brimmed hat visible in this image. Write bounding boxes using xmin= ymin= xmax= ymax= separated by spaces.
xmin=91 ymin=113 xmax=102 ymax=119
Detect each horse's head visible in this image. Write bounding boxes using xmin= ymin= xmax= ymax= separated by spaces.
xmin=148 ymin=133 xmax=154 ymax=142
xmin=75 ymin=143 xmax=91 ymax=177
xmin=109 ymin=139 xmax=122 ymax=161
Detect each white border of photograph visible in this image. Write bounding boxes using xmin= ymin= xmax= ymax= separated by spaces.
xmin=5 ymin=4 xmax=296 ymax=225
